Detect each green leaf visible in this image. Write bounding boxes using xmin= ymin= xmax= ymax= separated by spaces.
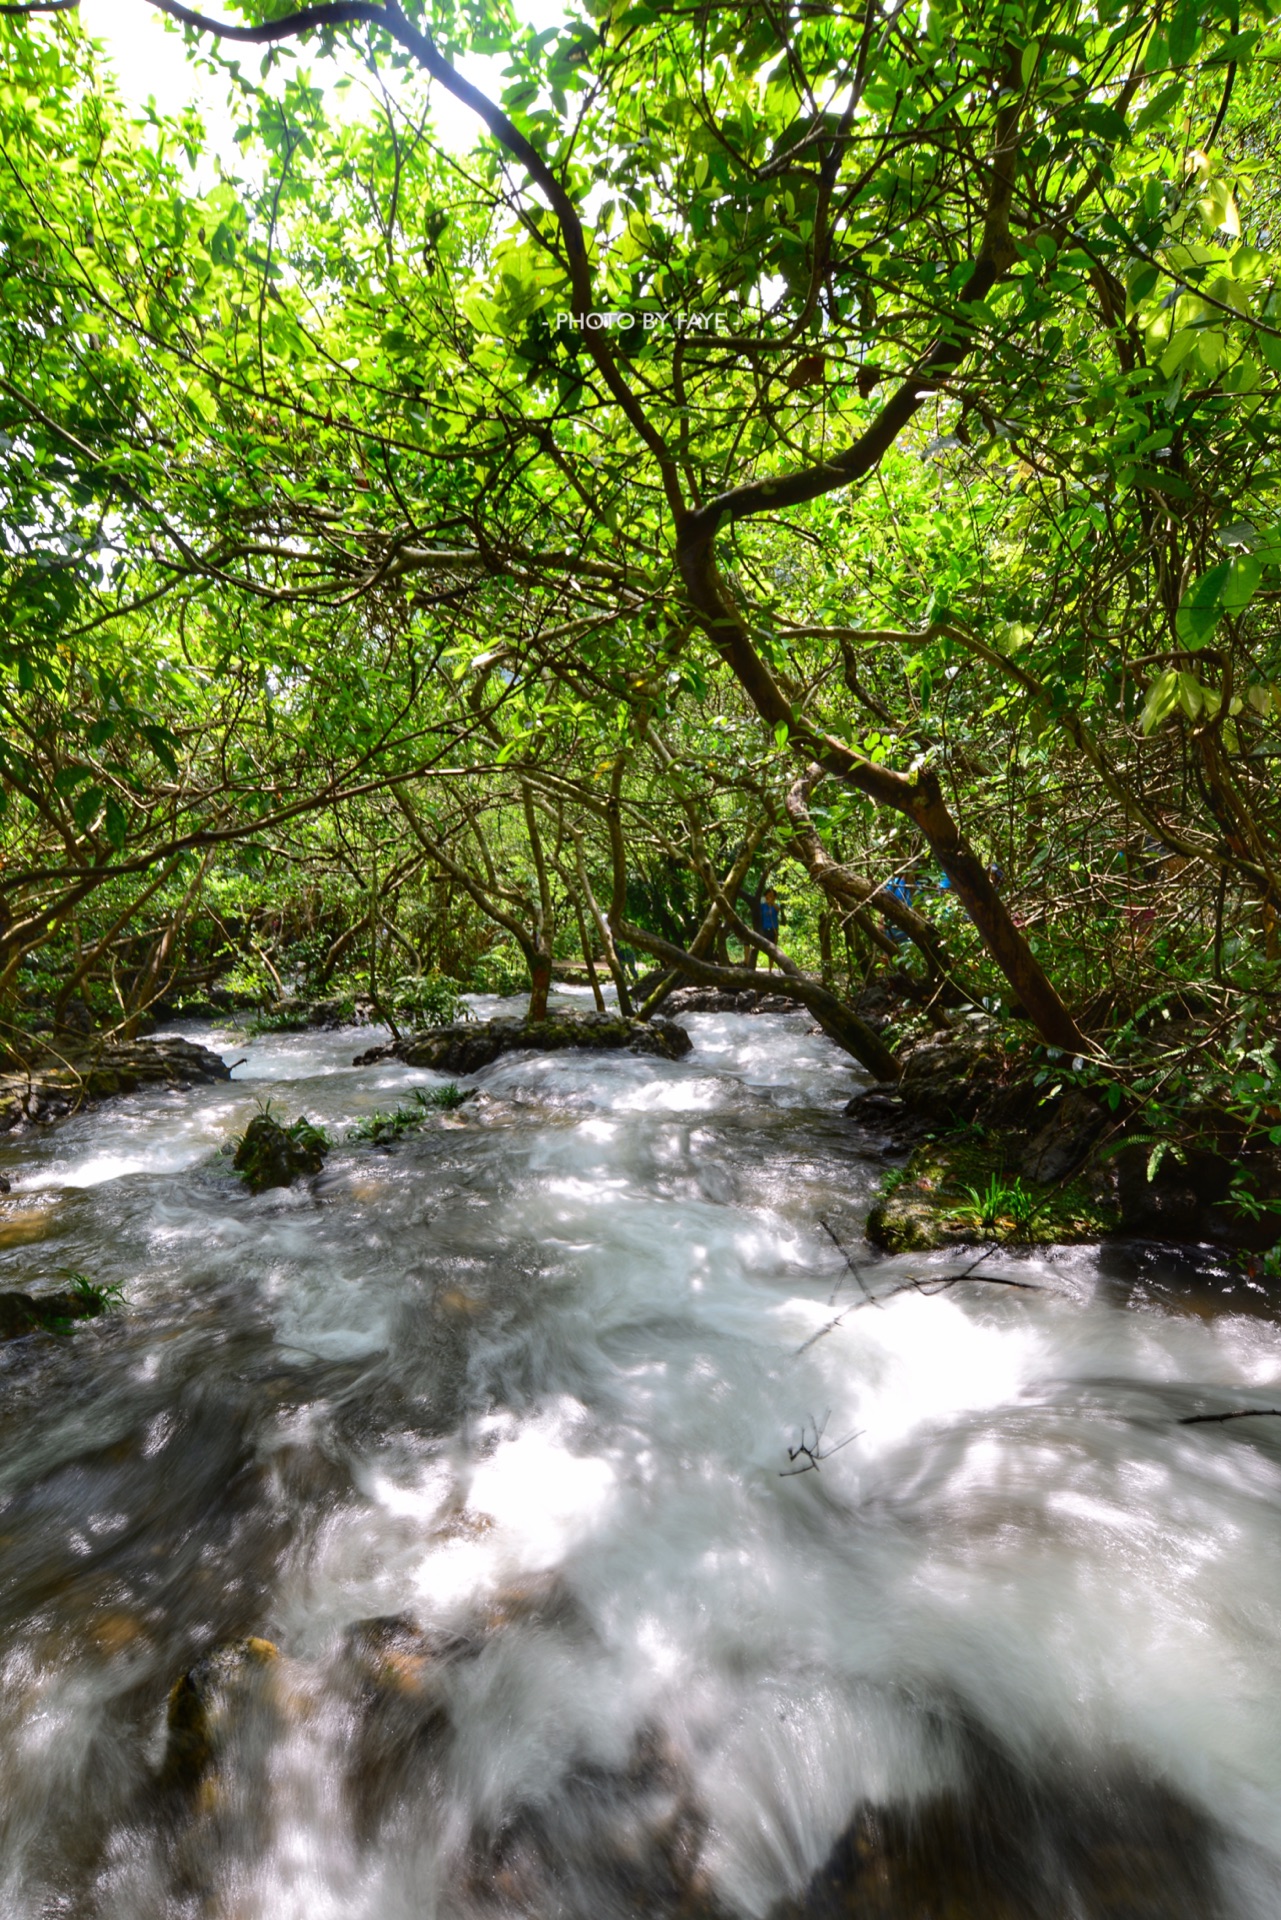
xmin=1139 ymin=669 xmax=1181 ymax=734
xmin=1175 ymin=556 xmax=1262 ymax=647
xmin=1133 ymin=79 xmax=1185 ymax=132
xmin=1159 ymin=326 xmax=1200 ymax=377
xmin=103 ymin=795 xmax=128 ymax=849
xmin=1206 ymin=29 xmax=1261 ymax=65
xmin=1167 ymin=0 xmax=1202 ymax=65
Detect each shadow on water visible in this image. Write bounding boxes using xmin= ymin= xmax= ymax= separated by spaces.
xmin=1093 ymin=1235 xmax=1275 ymax=1321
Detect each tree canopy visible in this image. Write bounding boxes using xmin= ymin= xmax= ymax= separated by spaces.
xmin=3 ymin=0 xmax=1281 ymax=1120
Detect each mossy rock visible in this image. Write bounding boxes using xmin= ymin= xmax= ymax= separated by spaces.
xmin=358 ymin=1013 xmax=693 ymax=1075
xmin=231 ymin=1112 xmax=328 ymax=1192
xmin=867 ymin=1135 xmax=1120 ymax=1253
xmin=0 ymin=1037 xmax=231 ymax=1137
xmin=0 ymin=1287 xmax=104 ymax=1341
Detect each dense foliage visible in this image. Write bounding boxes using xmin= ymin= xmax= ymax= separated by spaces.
xmin=3 ymin=0 xmax=1281 ymax=1153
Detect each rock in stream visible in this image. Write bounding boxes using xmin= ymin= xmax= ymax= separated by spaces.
xmin=0 ymin=1035 xmax=232 ymax=1132
xmin=355 ymin=1011 xmax=693 ymax=1074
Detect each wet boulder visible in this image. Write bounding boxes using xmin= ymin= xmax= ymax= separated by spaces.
xmin=159 ymin=1636 xmax=280 ymax=1795
xmin=842 ymin=1083 xmax=931 ymax=1153
xmin=355 ymin=1013 xmax=692 ymax=1074
xmin=0 ymin=1036 xmax=232 ymax=1135
xmin=894 ymin=1026 xmax=1011 ymax=1126
xmin=663 ymin=987 xmax=762 ymax=1013
xmin=664 ymin=986 xmax=806 ymax=1014
xmin=774 ymin=1773 xmax=1228 ymax=1920
xmin=231 ymin=1112 xmax=328 ymax=1193
xmin=82 ymin=1035 xmax=232 ymax=1096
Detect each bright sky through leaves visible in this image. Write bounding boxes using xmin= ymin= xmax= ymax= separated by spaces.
xmin=77 ymin=0 xmax=564 ymax=161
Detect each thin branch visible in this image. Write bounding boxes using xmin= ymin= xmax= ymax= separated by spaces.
xmin=1178 ymin=1408 xmax=1281 ymax=1426
xmin=780 ymin=1411 xmax=860 ymax=1476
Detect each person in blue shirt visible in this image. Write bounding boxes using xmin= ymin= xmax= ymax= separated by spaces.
xmin=938 ymin=862 xmax=1003 ymax=898
xmin=881 ymin=872 xmax=914 ymax=945
xmin=758 ymin=888 xmax=782 ymax=969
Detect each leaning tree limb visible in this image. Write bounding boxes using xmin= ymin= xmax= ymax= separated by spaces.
xmin=616 ymin=920 xmax=900 ymax=1080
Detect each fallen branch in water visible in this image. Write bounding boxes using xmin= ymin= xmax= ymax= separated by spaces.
xmin=794 ymin=1245 xmax=1046 ymax=1355
xmin=781 ymin=1410 xmax=860 ymax=1475
xmin=1178 ymin=1408 xmax=1281 ymax=1426
xmin=794 ymin=1297 xmax=865 ymax=1355
xmin=818 ymin=1216 xmax=879 ymax=1308
xmin=906 ymin=1270 xmax=1043 ymax=1298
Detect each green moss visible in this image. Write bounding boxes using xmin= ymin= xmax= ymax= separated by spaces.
xmin=867 ymin=1134 xmax=1120 ymax=1252
xmin=0 ymin=1271 xmax=122 ymax=1341
xmin=230 ymin=1106 xmax=329 ymax=1192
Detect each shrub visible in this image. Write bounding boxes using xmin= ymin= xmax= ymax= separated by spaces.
xmin=389 ymin=971 xmax=466 ymax=1026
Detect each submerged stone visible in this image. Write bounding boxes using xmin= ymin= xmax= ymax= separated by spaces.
xmin=341 ymin=1615 xmax=461 ymax=1841
xmin=775 ymin=1772 xmax=1228 ymax=1920
xmin=160 ymin=1636 xmax=280 ymax=1795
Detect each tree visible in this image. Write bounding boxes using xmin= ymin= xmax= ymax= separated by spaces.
xmin=3 ymin=0 xmax=1280 ymax=1075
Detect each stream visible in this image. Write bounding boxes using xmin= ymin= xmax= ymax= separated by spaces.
xmin=3 ymin=999 xmax=1281 ymax=1917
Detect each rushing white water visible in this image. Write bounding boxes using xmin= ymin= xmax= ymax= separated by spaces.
xmin=2 ymin=1000 xmax=1281 ymax=1918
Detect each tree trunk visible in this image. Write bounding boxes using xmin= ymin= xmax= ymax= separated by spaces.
xmin=784 ymin=769 xmax=954 ymax=979
xmin=620 ymin=921 xmax=899 ymax=1081
xmin=573 ymin=897 xmax=607 ymax=1011
xmin=526 ymin=949 xmax=553 ymax=1022
xmin=673 ymin=541 xmax=1092 ymax=1054
xmin=576 ymin=828 xmax=634 ymax=1017
xmin=819 ymin=911 xmax=834 ymax=990
xmin=901 ymin=768 xmax=1087 ymax=1051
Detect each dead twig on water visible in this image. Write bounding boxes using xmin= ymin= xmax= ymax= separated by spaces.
xmin=794 ymin=1245 xmax=1044 ymax=1356
xmin=819 ymin=1216 xmax=879 ymax=1308
xmin=781 ymin=1410 xmax=861 ymax=1476
xmin=1178 ymin=1408 xmax=1281 ymax=1426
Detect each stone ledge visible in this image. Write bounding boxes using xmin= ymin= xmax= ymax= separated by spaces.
xmin=355 ymin=1013 xmax=692 ymax=1075
xmin=0 ymin=1035 xmax=232 ymax=1133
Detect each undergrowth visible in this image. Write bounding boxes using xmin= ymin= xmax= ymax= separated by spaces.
xmin=347 ymin=1083 xmax=470 ymax=1147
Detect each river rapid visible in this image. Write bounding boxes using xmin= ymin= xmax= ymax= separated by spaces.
xmin=3 ymin=999 xmax=1281 ymax=1918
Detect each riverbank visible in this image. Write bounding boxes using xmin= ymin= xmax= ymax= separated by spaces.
xmin=0 ymin=1034 xmax=233 ymax=1134
xmin=846 ymin=1017 xmax=1281 ymax=1256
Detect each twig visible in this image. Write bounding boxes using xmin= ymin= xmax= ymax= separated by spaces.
xmin=1178 ymin=1408 xmax=1281 ymax=1426
xmin=818 ymin=1215 xmax=878 ymax=1307
xmin=780 ymin=1410 xmax=861 ymax=1476
xmin=793 ymin=1246 xmax=1041 ymax=1357
xmin=884 ymin=1242 xmax=1022 ymax=1300
xmin=907 ymin=1271 xmax=1043 ymax=1297
xmin=795 ymin=1304 xmax=859 ymax=1355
